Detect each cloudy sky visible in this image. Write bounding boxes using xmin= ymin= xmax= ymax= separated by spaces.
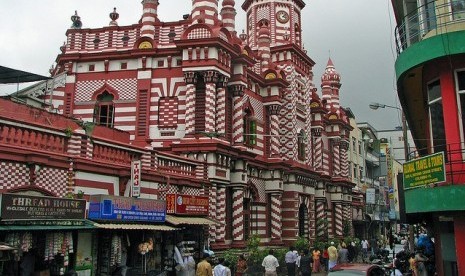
xmin=0 ymin=0 xmax=403 ymax=130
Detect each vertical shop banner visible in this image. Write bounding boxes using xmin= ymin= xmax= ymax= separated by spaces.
xmin=131 ymin=160 xmax=141 ymax=197
xmin=166 ymin=194 xmax=209 ymax=215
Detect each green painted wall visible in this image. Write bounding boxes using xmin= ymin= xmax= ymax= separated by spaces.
xmin=405 ymin=185 xmax=465 ymax=213
xmin=395 ymin=30 xmax=465 ymax=80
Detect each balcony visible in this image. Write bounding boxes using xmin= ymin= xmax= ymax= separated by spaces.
xmin=395 ymin=0 xmax=465 ymax=54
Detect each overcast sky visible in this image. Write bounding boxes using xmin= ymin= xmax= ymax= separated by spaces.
xmin=0 ymin=0 xmax=403 ymax=130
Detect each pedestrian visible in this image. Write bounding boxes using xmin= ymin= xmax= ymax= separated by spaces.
xmin=285 ymin=246 xmax=298 ymax=276
xmin=298 ymin=249 xmax=313 ymax=276
xmin=262 ymin=249 xmax=279 ymax=276
xmin=361 ymin=239 xmax=369 ymax=261
xmin=311 ymin=248 xmax=321 ymax=273
xmin=213 ymin=258 xmax=227 ymax=276
xmin=328 ymin=242 xmax=338 ymax=271
xmin=186 ymin=255 xmax=196 ymax=276
xmin=321 ymin=247 xmax=329 ymax=271
xmin=196 ymin=253 xmax=213 ymax=276
xmin=296 ymin=250 xmax=304 ymax=275
xmin=337 ymin=243 xmax=349 ymax=264
xmin=347 ymin=242 xmax=356 ymax=263
xmin=391 ymin=259 xmax=403 ymax=276
xmin=235 ymin=254 xmax=248 ymax=276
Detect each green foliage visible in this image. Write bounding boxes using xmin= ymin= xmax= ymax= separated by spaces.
xmin=343 ymin=219 xmax=352 ymax=237
xmin=222 ymin=249 xmax=240 ymax=271
xmin=294 ymin=236 xmax=309 ymax=252
xmin=246 ymin=234 xmax=262 ymax=264
xmin=311 ymin=238 xmax=327 ymax=251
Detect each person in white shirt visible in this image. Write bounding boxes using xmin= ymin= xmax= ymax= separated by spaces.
xmin=361 ymin=239 xmax=369 ymax=261
xmin=262 ymin=249 xmax=279 ymax=276
xmin=213 ymin=258 xmax=227 ymax=276
xmin=285 ymin=246 xmax=298 ymax=276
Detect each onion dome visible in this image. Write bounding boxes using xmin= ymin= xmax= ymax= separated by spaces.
xmin=222 ymin=0 xmax=235 ymax=7
xmin=321 ymin=58 xmax=341 ymax=84
xmin=70 ymin=11 xmax=82 ymax=29
xmin=109 ymin=7 xmax=119 ymax=26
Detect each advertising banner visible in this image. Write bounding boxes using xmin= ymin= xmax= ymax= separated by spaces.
xmin=131 ymin=160 xmax=141 ymax=197
xmin=88 ymin=195 xmax=166 ymax=222
xmin=403 ymin=152 xmax=446 ymax=189
xmin=166 ymin=194 xmax=209 ymax=215
xmin=0 ymin=193 xmax=86 ymax=220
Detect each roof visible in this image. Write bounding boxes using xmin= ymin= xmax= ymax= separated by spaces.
xmin=0 ymin=65 xmax=51 ymax=84
xmin=165 ymin=215 xmax=218 ymax=226
xmin=93 ymin=222 xmax=178 ymax=231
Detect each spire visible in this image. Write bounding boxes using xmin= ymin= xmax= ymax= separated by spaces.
xmin=109 ymin=7 xmax=119 ymax=26
xmin=221 ymin=0 xmax=236 ymax=32
xmin=192 ymin=0 xmax=219 ymax=25
xmin=141 ymin=0 xmax=159 ymax=39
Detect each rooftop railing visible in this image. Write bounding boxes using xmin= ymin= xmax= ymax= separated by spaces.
xmin=395 ymin=0 xmax=465 ymax=54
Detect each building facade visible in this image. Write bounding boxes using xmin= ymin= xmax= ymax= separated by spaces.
xmin=391 ymin=0 xmax=465 ymax=274
xmin=13 ymin=0 xmax=354 ymax=248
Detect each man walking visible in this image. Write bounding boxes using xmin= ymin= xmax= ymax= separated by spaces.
xmin=285 ymin=246 xmax=298 ymax=276
xmin=299 ymin=249 xmax=313 ymax=276
xmin=196 ymin=253 xmax=212 ymax=276
xmin=262 ymin=249 xmax=279 ymax=276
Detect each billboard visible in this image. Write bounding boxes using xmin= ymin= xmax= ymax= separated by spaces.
xmin=166 ymin=194 xmax=209 ymax=215
xmin=131 ymin=160 xmax=141 ymax=197
xmin=88 ymin=195 xmax=166 ymax=222
xmin=0 ymin=193 xmax=86 ymax=220
xmin=366 ymin=188 xmax=376 ymax=205
xmin=403 ymin=152 xmax=446 ymax=189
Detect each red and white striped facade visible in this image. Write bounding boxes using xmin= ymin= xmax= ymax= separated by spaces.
xmin=11 ymin=0 xmax=355 ymax=248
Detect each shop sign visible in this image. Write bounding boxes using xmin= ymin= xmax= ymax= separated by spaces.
xmin=88 ymin=195 xmax=166 ymax=222
xmin=166 ymin=194 xmax=209 ymax=215
xmin=366 ymin=188 xmax=376 ymax=205
xmin=403 ymin=152 xmax=446 ymax=189
xmin=0 ymin=193 xmax=86 ymax=220
xmin=131 ymin=160 xmax=141 ymax=197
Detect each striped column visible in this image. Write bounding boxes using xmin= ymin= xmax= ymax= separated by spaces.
xmin=327 ymin=209 xmax=334 ymax=238
xmin=184 ymin=72 xmax=197 ymax=135
xmin=332 ymin=139 xmax=341 ymax=176
xmin=270 ymin=192 xmax=283 ymax=242
xmin=340 ymin=141 xmax=349 ymax=178
xmin=257 ymin=21 xmax=271 ymax=72
xmin=232 ymin=187 xmax=245 ymax=242
xmin=216 ymin=186 xmax=227 ymax=242
xmin=204 ymin=71 xmax=218 ymax=133
xmin=209 ymin=183 xmax=217 ymax=241
xmin=67 ymin=159 xmax=75 ymax=196
xmin=334 ymin=202 xmax=343 ymax=237
xmin=315 ymin=198 xmax=326 ymax=238
xmin=313 ymin=136 xmax=323 ymax=170
xmin=141 ymin=0 xmax=159 ymax=39
xmin=230 ymin=85 xmax=245 ymax=145
xmin=268 ymin=105 xmax=280 ymax=157
xmin=220 ymin=0 xmax=236 ymax=32
xmin=215 ymin=76 xmax=228 ymax=135
xmin=192 ymin=0 xmax=219 ymax=25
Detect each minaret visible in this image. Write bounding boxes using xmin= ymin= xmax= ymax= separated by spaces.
xmin=221 ymin=0 xmax=236 ymax=32
xmin=321 ymin=58 xmax=341 ymax=110
xmin=257 ymin=20 xmax=271 ymax=72
xmin=192 ymin=0 xmax=219 ymax=25
xmin=141 ymin=0 xmax=159 ymax=39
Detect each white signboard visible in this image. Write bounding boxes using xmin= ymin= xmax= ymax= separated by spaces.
xmin=366 ymin=188 xmax=376 ymax=205
xmin=131 ymin=160 xmax=141 ymax=197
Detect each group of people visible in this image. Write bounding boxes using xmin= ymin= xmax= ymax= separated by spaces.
xmin=195 ymin=253 xmax=248 ymax=276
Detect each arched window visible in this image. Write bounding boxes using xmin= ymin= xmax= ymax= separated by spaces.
xmin=297 ymin=130 xmax=306 ymax=160
xmin=94 ymin=91 xmax=115 ymax=127
xmin=243 ymin=109 xmax=257 ymax=146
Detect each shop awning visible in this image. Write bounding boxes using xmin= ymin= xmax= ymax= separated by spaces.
xmin=0 ymin=221 xmax=96 ymax=231
xmin=165 ymin=215 xmax=219 ymax=226
xmin=93 ymin=223 xmax=178 ymax=231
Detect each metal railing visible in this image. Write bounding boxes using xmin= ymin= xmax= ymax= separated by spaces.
xmin=395 ymin=0 xmax=465 ymax=54
xmin=407 ymin=142 xmax=465 ymax=185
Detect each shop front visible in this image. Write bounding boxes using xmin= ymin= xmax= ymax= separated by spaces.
xmin=165 ymin=194 xmax=217 ymax=270
xmin=0 ymin=193 xmax=94 ymax=275
xmin=88 ymin=195 xmax=178 ymax=276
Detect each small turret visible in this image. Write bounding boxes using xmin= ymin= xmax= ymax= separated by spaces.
xmin=257 ymin=20 xmax=271 ymax=72
xmin=221 ymin=0 xmax=236 ymax=32
xmin=321 ymin=58 xmax=341 ymax=110
xmin=192 ymin=0 xmax=219 ymax=25
xmin=141 ymin=0 xmax=159 ymax=39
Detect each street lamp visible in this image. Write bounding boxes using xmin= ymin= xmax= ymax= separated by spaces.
xmin=370 ymin=102 xmax=410 ymax=266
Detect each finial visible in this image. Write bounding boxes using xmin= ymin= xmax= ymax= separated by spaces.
xmin=109 ymin=7 xmax=119 ymax=26
xmin=71 ymin=11 xmax=82 ymax=29
xmin=239 ymin=29 xmax=247 ymax=41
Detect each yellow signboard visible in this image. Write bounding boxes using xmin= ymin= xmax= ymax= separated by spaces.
xmin=403 ymin=152 xmax=446 ymax=189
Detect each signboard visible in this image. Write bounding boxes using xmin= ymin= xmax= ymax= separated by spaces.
xmin=131 ymin=160 xmax=141 ymax=197
xmin=366 ymin=188 xmax=376 ymax=205
xmin=0 ymin=193 xmax=86 ymax=220
xmin=166 ymin=194 xmax=209 ymax=215
xmin=403 ymin=152 xmax=446 ymax=189
xmin=88 ymin=195 xmax=166 ymax=222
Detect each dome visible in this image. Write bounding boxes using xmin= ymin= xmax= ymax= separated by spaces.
xmin=321 ymin=58 xmax=341 ymax=83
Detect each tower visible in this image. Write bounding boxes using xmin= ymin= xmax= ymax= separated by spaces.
xmin=242 ymin=0 xmax=305 ymax=48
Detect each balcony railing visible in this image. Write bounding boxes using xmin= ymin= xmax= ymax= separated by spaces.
xmin=395 ymin=0 xmax=465 ymax=54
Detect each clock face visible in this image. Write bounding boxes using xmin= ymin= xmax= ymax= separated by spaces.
xmin=138 ymin=41 xmax=152 ymax=49
xmin=276 ymin=11 xmax=289 ymax=24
